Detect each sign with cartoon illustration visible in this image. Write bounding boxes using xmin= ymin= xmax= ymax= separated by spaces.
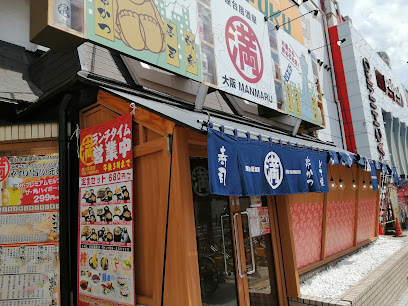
xmin=0 ymin=154 xmax=60 ymax=305
xmin=86 ymin=0 xmax=202 ymax=82
xmin=78 ymin=114 xmax=134 ymax=306
xmin=210 ymin=0 xmax=277 ymax=110
xmin=277 ymin=28 xmax=323 ymax=125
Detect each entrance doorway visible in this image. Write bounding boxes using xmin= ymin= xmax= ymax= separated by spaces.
xmin=190 ymin=158 xmax=280 ymax=305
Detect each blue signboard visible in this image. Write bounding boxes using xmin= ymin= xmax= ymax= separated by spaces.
xmin=207 ymin=128 xmax=329 ymax=196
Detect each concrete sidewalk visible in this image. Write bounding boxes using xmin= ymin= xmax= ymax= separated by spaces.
xmin=394 ymin=227 xmax=408 ymax=306
xmin=395 ymin=288 xmax=408 ymax=306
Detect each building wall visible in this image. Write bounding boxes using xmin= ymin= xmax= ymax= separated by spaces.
xmin=0 ymin=0 xmax=39 ymax=51
xmin=0 ymin=123 xmax=58 ymax=141
xmin=299 ymin=1 xmax=344 ymax=148
xmin=333 ymin=21 xmax=408 ymax=168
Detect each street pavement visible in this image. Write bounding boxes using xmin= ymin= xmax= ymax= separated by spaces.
xmin=393 ymin=227 xmax=408 ymax=306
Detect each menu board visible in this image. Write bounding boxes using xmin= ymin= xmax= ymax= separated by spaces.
xmin=78 ymin=114 xmax=134 ymax=306
xmin=0 ymin=154 xmax=60 ymax=305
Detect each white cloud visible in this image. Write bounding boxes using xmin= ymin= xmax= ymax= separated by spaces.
xmin=337 ymin=0 xmax=408 ymax=88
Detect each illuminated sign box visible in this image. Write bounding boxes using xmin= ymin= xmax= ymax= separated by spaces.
xmin=30 ymin=0 xmax=85 ymax=50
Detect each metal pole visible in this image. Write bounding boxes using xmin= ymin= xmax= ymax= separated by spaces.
xmin=59 ymin=93 xmax=72 ymax=306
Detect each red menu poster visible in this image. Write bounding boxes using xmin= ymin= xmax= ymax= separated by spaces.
xmin=77 ymin=114 xmax=134 ymax=306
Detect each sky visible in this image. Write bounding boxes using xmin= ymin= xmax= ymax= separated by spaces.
xmin=337 ymin=0 xmax=408 ymax=88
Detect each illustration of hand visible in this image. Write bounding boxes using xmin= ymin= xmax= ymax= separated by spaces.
xmin=113 ymin=0 xmax=165 ymax=53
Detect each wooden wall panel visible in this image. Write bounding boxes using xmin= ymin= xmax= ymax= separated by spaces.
xmin=80 ymin=97 xmax=173 ymax=306
xmin=267 ymin=196 xmax=288 ymax=306
xmin=163 ymin=127 xmax=201 ymax=306
xmin=133 ymin=138 xmax=171 ymax=305
xmin=80 ymin=105 xmax=118 ymax=129
xmin=275 ymin=195 xmax=300 ymax=298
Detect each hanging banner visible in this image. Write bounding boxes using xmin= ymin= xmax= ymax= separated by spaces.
xmin=207 ymin=128 xmax=329 ymax=196
xmin=370 ymin=162 xmax=379 ymax=191
xmin=0 ymin=154 xmax=60 ymax=305
xmin=78 ymin=114 xmax=134 ymax=306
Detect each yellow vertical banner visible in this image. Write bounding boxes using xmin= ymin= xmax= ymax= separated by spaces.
xmin=285 ymin=84 xmax=294 ymax=112
xmin=183 ymin=30 xmax=198 ymax=75
xmin=312 ymin=96 xmax=318 ymax=122
xmin=164 ymin=20 xmax=180 ymax=68
xmin=94 ymin=0 xmax=114 ymax=41
xmin=294 ymin=87 xmax=301 ymax=115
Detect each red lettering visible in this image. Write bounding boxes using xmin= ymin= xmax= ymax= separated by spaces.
xmin=378 ymin=144 xmax=385 ymax=157
xmin=375 ymin=128 xmax=383 ymax=142
xmin=375 ymin=69 xmax=386 ymax=92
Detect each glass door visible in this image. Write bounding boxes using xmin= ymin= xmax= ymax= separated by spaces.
xmin=191 ymin=158 xmax=240 ymax=306
xmin=190 ymin=158 xmax=279 ymax=305
xmin=235 ymin=197 xmax=279 ymax=305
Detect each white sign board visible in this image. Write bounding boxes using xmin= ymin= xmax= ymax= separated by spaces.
xmin=278 ymin=30 xmax=322 ymax=125
xmin=211 ymin=0 xmax=277 ymax=109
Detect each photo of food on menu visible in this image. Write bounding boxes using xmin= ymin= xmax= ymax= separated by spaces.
xmin=79 ymin=250 xmax=132 ymax=300
xmin=80 ymin=182 xmax=131 ymax=206
xmin=80 ymin=204 xmax=132 ymax=225
xmin=80 ymin=224 xmax=132 ymax=246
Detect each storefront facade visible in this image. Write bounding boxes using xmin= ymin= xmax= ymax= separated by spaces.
xmin=74 ymin=89 xmax=382 ymax=306
xmin=0 ymin=0 xmax=397 ymax=305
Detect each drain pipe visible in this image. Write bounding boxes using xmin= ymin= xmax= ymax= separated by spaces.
xmin=194 ymin=83 xmax=209 ymax=112
xmin=59 ymin=93 xmax=73 ymax=306
xmin=322 ymin=14 xmax=347 ymax=150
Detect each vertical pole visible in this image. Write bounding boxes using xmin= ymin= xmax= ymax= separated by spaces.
xmin=59 ymin=94 xmax=72 ymax=305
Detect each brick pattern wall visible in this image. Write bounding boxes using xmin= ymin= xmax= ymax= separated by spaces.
xmin=288 ymin=244 xmax=408 ymax=306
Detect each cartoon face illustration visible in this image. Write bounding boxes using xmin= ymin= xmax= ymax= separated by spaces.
xmin=113 ymin=0 xmax=165 ymax=53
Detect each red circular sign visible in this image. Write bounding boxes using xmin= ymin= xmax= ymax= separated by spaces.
xmin=225 ymin=16 xmax=264 ymax=84
xmin=0 ymin=157 xmax=10 ymax=183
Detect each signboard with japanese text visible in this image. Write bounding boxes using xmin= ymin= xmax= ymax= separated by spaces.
xmin=207 ymin=128 xmax=329 ymax=196
xmin=277 ymin=27 xmax=323 ymax=125
xmin=247 ymin=207 xmax=270 ymax=237
xmin=86 ymin=0 xmax=202 ymax=82
xmin=0 ymin=154 xmax=60 ymax=305
xmin=210 ymin=0 xmax=277 ymax=110
xmin=78 ymin=114 xmax=134 ymax=306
